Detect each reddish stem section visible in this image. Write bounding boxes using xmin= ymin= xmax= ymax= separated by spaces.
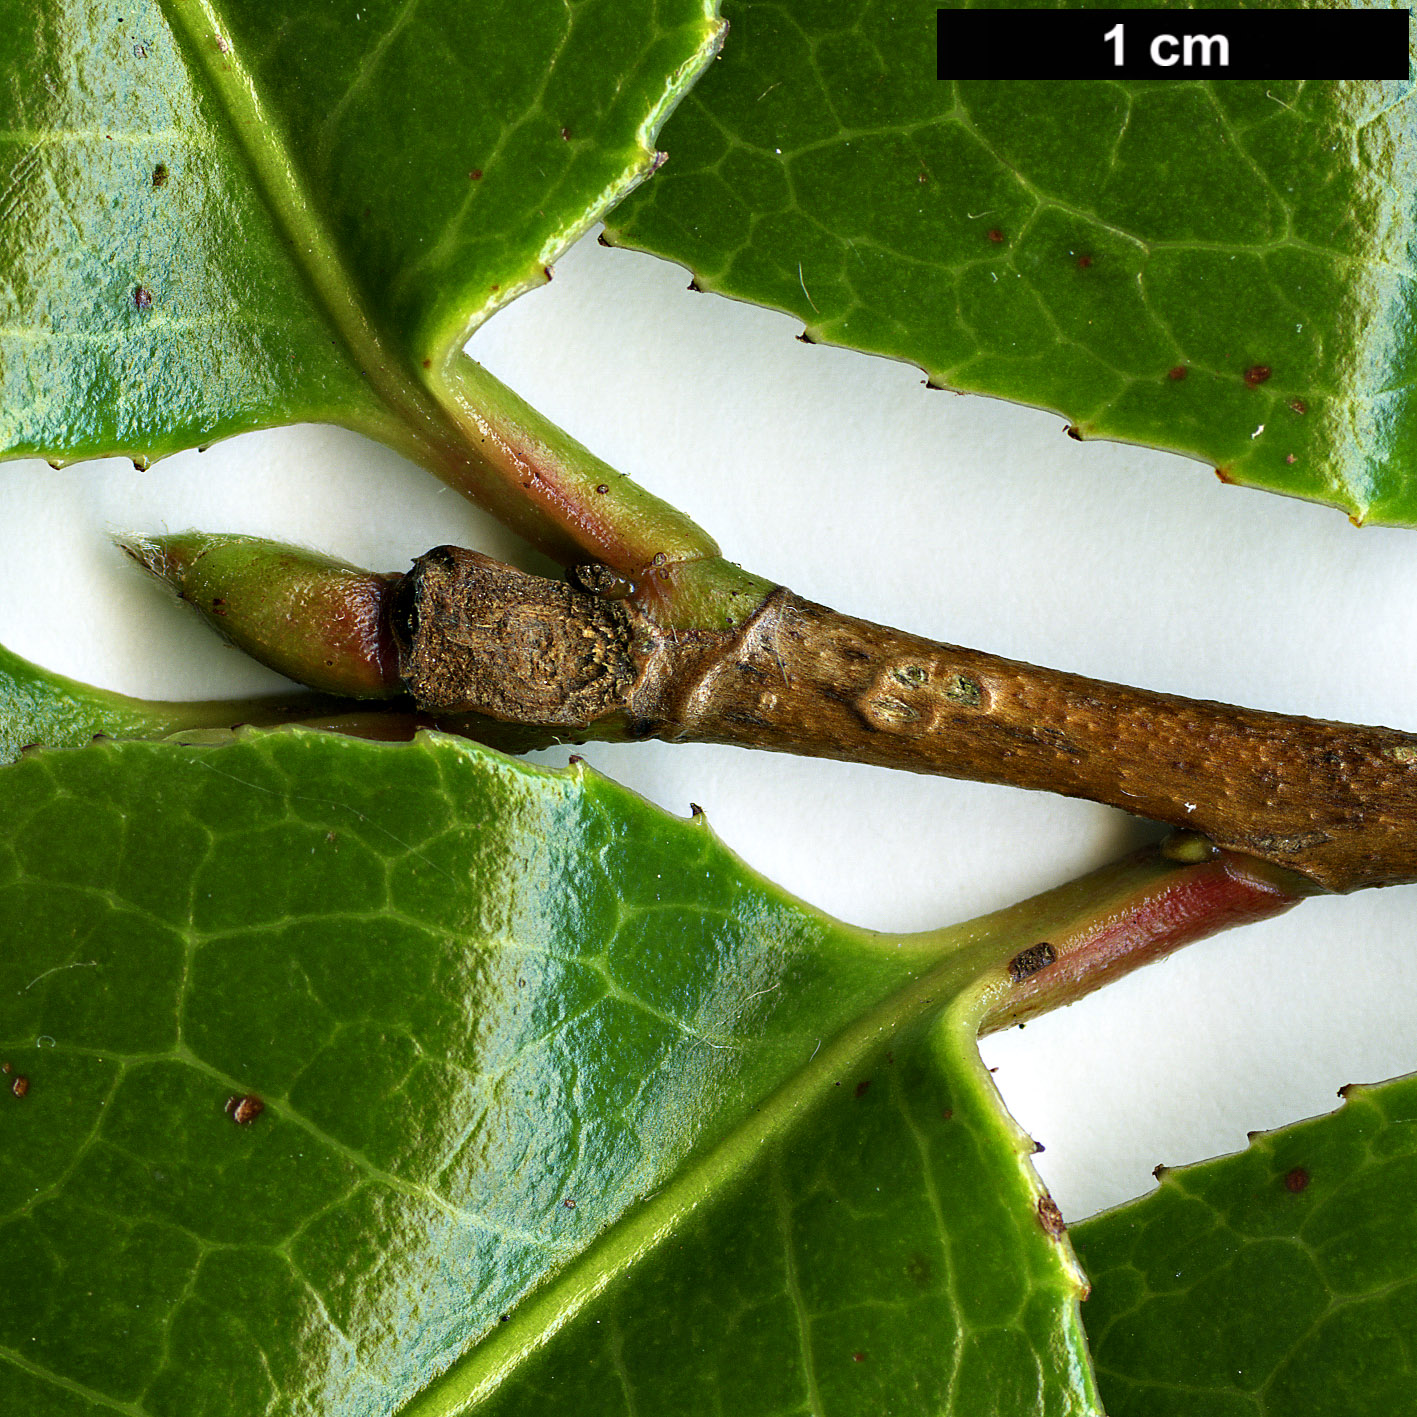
xmin=979 ymin=840 xmax=1311 ymax=1033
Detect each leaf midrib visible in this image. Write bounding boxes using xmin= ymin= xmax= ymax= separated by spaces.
xmin=399 ymin=934 xmax=1003 ymax=1417
xmin=161 ymin=0 xmax=459 ymax=462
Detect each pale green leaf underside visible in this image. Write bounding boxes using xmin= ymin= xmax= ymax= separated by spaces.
xmin=0 ymin=731 xmax=1095 ymax=1416
xmin=608 ymin=1 xmax=1417 ymax=524
xmin=1073 ymin=1072 xmax=1417 ymax=1416
xmin=0 ymin=0 xmax=720 ymax=465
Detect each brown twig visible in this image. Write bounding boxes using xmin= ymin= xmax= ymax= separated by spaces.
xmin=394 ymin=547 xmax=1417 ymax=894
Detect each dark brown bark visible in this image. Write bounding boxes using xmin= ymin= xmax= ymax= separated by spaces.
xmin=389 ymin=547 xmax=1417 ymax=894
xmin=391 ymin=547 xmax=641 ymax=729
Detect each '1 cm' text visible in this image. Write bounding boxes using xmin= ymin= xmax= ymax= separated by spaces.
xmin=1104 ymin=23 xmax=1231 ymax=69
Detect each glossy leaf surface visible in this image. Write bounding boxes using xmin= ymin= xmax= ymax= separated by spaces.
xmin=1072 ymin=1073 xmax=1417 ymax=1416
xmin=0 ymin=730 xmax=1097 ymax=1415
xmin=0 ymin=0 xmax=720 ymax=464
xmin=463 ymin=1016 xmax=1095 ymax=1417
xmin=0 ymin=642 xmax=193 ymax=763
xmin=608 ymin=1 xmax=1417 ymax=523
xmin=0 ymin=639 xmax=381 ymax=765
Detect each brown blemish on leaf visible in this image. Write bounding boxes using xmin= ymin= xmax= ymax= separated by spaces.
xmin=1037 ymin=1196 xmax=1066 ymax=1238
xmin=133 ymin=285 xmax=152 ymax=309
xmin=468 ymin=168 xmax=483 ymax=181
xmin=422 ymin=358 xmax=432 ymax=369
xmin=595 ymin=483 xmax=610 ymax=495
xmin=1243 ymin=364 xmax=1272 ymax=388
xmin=940 ymin=1108 xmax=953 ymax=1121
xmin=1289 ymin=398 xmax=1307 ymax=414
xmin=987 ymin=228 xmax=1005 ymax=243
xmin=1065 ymin=425 xmax=1083 ymax=441
xmin=854 ymin=1079 xmax=871 ymax=1099
xmin=1 ymin=1062 xmax=9 ymax=1074
xmin=11 ymin=1075 xmax=28 ymax=1098
xmin=1168 ymin=365 xmax=1188 ymax=381
xmin=1284 ymin=1166 xmax=1310 ymax=1193
xmin=1009 ymin=942 xmax=1056 ymax=982
xmin=1076 ymin=254 xmax=1093 ymax=269
xmin=226 ymin=1094 xmax=264 ymax=1125
xmin=563 ymin=1197 xmax=576 ymax=1208
xmin=152 ymin=162 xmax=168 ymax=187
xmin=1286 ymin=453 xmax=1297 ymax=464
xmin=560 ymin=127 xmax=572 ymax=140
xmin=852 ymin=1352 xmax=866 ymax=1363
xmin=1215 ymin=466 xmax=1236 ymax=484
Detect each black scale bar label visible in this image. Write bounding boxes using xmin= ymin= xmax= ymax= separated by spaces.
xmin=937 ymin=8 xmax=1411 ymax=80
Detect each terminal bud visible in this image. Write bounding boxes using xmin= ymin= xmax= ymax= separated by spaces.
xmin=120 ymin=533 xmax=402 ymax=698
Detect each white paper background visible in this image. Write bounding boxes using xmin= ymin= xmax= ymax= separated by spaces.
xmin=3 ymin=228 xmax=1415 ymax=1222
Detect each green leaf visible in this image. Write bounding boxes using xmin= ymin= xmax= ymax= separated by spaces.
xmin=0 ymin=0 xmax=721 ymax=465
xmin=0 ymin=642 xmax=194 ymax=762
xmin=607 ymin=2 xmax=1417 ymax=524
xmin=0 ymin=730 xmax=1108 ymax=1415
xmin=0 ymin=640 xmax=377 ymax=765
xmin=454 ymin=1016 xmax=1095 ymax=1417
xmin=1071 ymin=1073 xmax=1417 ymax=1417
